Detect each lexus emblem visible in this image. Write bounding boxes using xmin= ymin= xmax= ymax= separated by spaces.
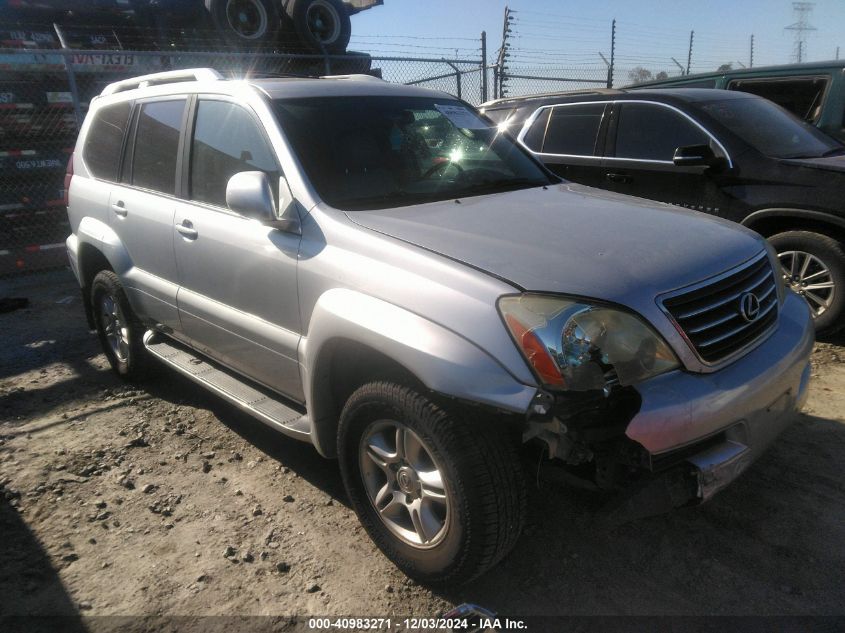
xmin=739 ymin=292 xmax=761 ymax=322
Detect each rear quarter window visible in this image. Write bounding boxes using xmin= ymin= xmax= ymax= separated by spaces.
xmin=727 ymin=76 xmax=829 ymax=123
xmin=83 ymin=101 xmax=131 ymax=182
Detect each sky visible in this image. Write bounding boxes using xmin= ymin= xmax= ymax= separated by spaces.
xmin=349 ymin=0 xmax=845 ymax=80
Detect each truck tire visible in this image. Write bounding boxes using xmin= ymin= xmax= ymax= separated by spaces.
xmin=284 ymin=0 xmax=351 ymax=54
xmin=205 ymin=0 xmax=281 ymax=48
xmin=337 ymin=381 xmax=525 ymax=584
xmin=91 ymin=270 xmax=151 ymax=379
xmin=770 ymin=230 xmax=845 ymax=336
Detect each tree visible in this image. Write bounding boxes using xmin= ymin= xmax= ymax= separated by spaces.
xmin=627 ymin=66 xmax=653 ymax=84
xmin=655 ymin=71 xmax=669 ymax=80
xmin=717 ymin=63 xmax=733 ymax=72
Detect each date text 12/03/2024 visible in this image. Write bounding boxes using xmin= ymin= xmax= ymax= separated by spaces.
xmin=306 ymin=617 xmax=529 ymax=630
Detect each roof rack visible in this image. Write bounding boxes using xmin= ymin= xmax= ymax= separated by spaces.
xmin=100 ymin=68 xmax=223 ymax=96
xmin=319 ymin=74 xmax=385 ymax=82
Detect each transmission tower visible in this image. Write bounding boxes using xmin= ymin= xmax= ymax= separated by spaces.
xmin=784 ymin=2 xmax=817 ymax=63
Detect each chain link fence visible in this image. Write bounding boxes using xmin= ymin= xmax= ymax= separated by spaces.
xmin=0 ymin=44 xmax=484 ymax=278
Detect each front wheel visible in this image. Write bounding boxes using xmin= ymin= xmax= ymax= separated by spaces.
xmin=337 ymin=382 xmax=525 ymax=584
xmin=770 ymin=231 xmax=845 ymax=336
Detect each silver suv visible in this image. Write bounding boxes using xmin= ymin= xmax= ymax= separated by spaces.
xmin=66 ymin=68 xmax=814 ymax=584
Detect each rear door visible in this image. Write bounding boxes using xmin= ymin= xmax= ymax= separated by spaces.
xmin=518 ymin=102 xmax=608 ymax=187
xmin=602 ymin=101 xmax=723 ymax=212
xmin=109 ymin=96 xmax=187 ymax=330
xmin=172 ymin=96 xmax=303 ymax=400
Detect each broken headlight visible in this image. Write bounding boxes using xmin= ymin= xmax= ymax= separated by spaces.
xmin=499 ymin=294 xmax=680 ymax=391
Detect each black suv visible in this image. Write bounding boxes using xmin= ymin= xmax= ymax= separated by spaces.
xmin=480 ymin=88 xmax=845 ymax=334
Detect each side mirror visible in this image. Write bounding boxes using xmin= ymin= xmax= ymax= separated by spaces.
xmin=673 ymin=144 xmax=720 ymax=168
xmin=226 ymin=171 xmax=275 ymax=220
xmin=225 ymin=171 xmax=301 ymax=234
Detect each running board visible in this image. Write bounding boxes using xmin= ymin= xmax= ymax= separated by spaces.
xmin=142 ymin=331 xmax=311 ymax=442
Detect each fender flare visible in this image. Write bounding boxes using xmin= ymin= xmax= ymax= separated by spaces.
xmin=301 ymin=288 xmax=537 ymax=457
xmin=742 ymin=208 xmax=845 ymax=233
xmin=76 ymin=216 xmax=133 ymax=278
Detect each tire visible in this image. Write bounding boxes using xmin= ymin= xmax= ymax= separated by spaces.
xmin=90 ymin=270 xmax=151 ymax=379
xmin=337 ymin=381 xmax=525 ymax=584
xmin=205 ymin=0 xmax=281 ymax=48
xmin=284 ymin=0 xmax=351 ymax=54
xmin=769 ymin=231 xmax=845 ymax=336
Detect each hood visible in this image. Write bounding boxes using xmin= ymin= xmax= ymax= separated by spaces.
xmin=781 ymin=153 xmax=845 ymax=173
xmin=346 ymin=183 xmax=765 ymax=309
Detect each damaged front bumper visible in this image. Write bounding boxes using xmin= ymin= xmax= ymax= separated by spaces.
xmin=627 ymin=290 xmax=813 ymax=502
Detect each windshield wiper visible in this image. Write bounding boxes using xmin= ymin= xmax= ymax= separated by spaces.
xmin=337 ymin=190 xmax=440 ymax=210
xmin=454 ymin=178 xmax=548 ymax=197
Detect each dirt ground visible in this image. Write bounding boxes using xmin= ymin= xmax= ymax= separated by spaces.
xmin=1 ymin=269 xmax=844 ymax=621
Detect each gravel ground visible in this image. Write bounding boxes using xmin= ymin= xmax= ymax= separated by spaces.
xmin=1 ymin=270 xmax=844 ymax=620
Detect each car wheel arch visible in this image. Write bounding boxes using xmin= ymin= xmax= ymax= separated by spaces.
xmin=307 ymin=337 xmax=427 ymax=458
xmin=743 ymin=208 xmax=845 ymax=244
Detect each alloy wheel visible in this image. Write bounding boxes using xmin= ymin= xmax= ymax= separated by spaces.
xmin=778 ymin=249 xmax=836 ymax=317
xmin=99 ymin=293 xmax=130 ymax=363
xmin=359 ymin=420 xmax=450 ymax=548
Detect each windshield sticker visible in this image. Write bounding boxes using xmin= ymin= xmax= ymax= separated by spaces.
xmin=434 ymin=104 xmax=489 ymax=129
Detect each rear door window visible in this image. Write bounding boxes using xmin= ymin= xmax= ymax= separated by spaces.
xmin=614 ymin=102 xmax=709 ymax=161
xmin=542 ymin=103 xmax=605 ymax=156
xmin=521 ymin=108 xmax=550 ymax=152
xmin=727 ymin=76 xmax=828 ymax=123
xmin=189 ymin=100 xmax=281 ymax=208
xmin=83 ymin=101 xmax=131 ymax=182
xmin=131 ymin=99 xmax=186 ymax=195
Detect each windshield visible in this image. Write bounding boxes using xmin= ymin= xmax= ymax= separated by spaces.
xmin=272 ymin=96 xmax=553 ymax=210
xmin=699 ymin=96 xmax=843 ymax=159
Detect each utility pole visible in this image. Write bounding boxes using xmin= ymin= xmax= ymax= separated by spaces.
xmin=671 ymin=57 xmax=685 ymax=74
xmin=750 ymin=34 xmax=755 ymax=67
xmin=608 ymin=18 xmax=616 ymax=88
xmin=686 ymin=30 xmax=694 ymax=75
xmin=480 ymin=31 xmax=487 ymax=103
xmin=785 ymin=2 xmax=816 ymax=64
xmin=836 ymin=46 xmax=840 ymax=60
xmin=495 ymin=6 xmax=513 ymax=98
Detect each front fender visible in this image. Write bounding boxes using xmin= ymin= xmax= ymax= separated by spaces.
xmin=301 ymin=288 xmax=537 ymax=456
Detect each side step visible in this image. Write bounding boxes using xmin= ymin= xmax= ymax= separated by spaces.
xmin=143 ymin=331 xmax=311 ymax=443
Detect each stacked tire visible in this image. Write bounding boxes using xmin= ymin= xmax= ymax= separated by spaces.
xmin=205 ymin=0 xmax=352 ymax=53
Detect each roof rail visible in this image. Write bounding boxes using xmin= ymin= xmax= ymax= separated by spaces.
xmin=319 ymin=74 xmax=384 ymax=82
xmin=100 ymin=68 xmax=224 ymax=96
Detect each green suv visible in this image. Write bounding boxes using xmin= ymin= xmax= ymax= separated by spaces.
xmin=630 ymin=60 xmax=845 ymax=142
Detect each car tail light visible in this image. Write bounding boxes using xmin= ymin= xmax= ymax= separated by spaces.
xmin=63 ymin=152 xmax=74 ymax=207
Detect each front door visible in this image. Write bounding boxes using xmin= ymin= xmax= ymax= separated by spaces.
xmin=602 ymin=101 xmax=728 ymax=215
xmin=173 ymin=97 xmax=303 ymax=400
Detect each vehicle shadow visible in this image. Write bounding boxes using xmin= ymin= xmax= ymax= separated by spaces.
xmin=435 ymin=410 xmax=845 ymax=615
xmin=140 ymin=368 xmax=348 ymax=503
xmin=0 ymin=497 xmax=88 ymax=632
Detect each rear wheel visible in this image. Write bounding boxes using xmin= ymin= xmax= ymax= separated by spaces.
xmin=337 ymin=382 xmax=525 ymax=584
xmin=770 ymin=230 xmax=845 ymax=336
xmin=91 ymin=270 xmax=150 ymax=379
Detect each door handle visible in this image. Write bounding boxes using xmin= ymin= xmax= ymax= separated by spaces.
xmin=111 ymin=201 xmax=127 ymax=217
xmin=175 ymin=220 xmax=198 ymax=240
xmin=605 ymin=172 xmax=633 ymax=184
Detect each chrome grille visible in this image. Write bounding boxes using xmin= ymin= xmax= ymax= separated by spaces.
xmin=662 ymin=253 xmax=779 ymax=363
